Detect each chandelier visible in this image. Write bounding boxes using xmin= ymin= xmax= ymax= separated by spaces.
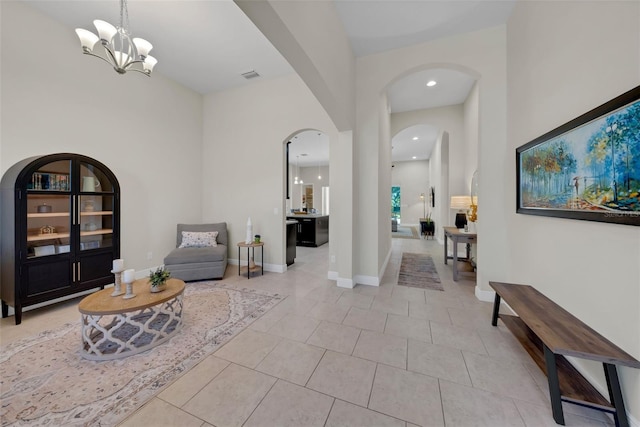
xmin=75 ymin=0 xmax=157 ymax=76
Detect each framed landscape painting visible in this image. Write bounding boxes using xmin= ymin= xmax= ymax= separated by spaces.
xmin=516 ymin=86 xmax=640 ymax=226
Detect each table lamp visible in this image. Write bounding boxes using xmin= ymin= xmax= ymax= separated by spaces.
xmin=450 ymin=195 xmax=471 ymax=229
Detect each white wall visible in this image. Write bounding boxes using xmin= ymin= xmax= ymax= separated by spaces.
xmin=507 ymin=1 xmax=640 ymax=421
xmin=391 ymin=161 xmax=430 ymax=225
xmin=463 ymin=82 xmax=479 ymax=186
xmin=0 ymin=1 xmax=203 ymax=274
xmin=201 ymin=74 xmax=338 ymax=271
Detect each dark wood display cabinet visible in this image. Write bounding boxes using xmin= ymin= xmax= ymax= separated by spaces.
xmin=0 ymin=153 xmax=120 ymax=324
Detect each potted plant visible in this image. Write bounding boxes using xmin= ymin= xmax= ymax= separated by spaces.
xmin=421 ymin=213 xmax=435 ymax=237
xmin=149 ymin=267 xmax=171 ymax=293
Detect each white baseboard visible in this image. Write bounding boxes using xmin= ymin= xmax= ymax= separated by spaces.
xmin=379 ymin=247 xmax=392 ymax=283
xmin=3 ymin=287 xmax=102 ymax=317
xmin=354 ymin=274 xmax=379 ymax=287
xmin=327 ymin=270 xmax=338 ymax=280
xmin=337 ymin=277 xmax=354 ymax=288
xmin=474 ymin=286 xmax=495 ymax=303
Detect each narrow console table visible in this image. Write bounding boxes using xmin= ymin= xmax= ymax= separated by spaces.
xmin=490 ymin=281 xmax=640 ymax=427
xmin=443 ymin=226 xmax=477 ymax=281
xmin=78 ymin=278 xmax=185 ymax=360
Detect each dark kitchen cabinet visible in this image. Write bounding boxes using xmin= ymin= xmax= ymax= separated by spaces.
xmin=1 ymin=153 xmax=120 ymax=324
xmin=286 ymin=215 xmax=329 ymax=247
xmin=286 ymin=221 xmax=297 ymax=266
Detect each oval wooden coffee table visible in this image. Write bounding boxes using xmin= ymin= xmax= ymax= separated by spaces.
xmin=78 ymin=278 xmax=185 ymax=360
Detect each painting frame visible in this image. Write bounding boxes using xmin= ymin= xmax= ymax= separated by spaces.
xmin=516 ymin=86 xmax=640 ymax=226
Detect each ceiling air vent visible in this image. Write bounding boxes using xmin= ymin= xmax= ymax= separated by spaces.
xmin=241 ymin=70 xmax=260 ymax=80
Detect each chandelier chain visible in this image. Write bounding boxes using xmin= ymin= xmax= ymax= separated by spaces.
xmin=120 ymin=0 xmax=130 ymax=33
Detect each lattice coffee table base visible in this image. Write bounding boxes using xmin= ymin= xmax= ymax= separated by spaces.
xmin=80 ymin=295 xmax=183 ymax=361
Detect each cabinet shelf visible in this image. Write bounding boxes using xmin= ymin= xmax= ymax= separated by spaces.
xmin=80 ymin=229 xmax=113 ymax=236
xmin=27 ymin=232 xmax=70 ymax=242
xmin=27 ymin=212 xmax=70 ymax=218
xmin=80 ymin=211 xmax=112 ymax=216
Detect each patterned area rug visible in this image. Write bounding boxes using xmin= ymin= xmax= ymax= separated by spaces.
xmin=398 ymin=252 xmax=444 ymax=291
xmin=392 ymin=225 xmax=419 ymax=239
xmin=0 ymin=282 xmax=282 ymax=427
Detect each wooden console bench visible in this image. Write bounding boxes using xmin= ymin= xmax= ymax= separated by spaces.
xmin=490 ymin=281 xmax=640 ymax=427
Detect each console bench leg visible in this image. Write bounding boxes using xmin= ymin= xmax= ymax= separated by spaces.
xmin=491 ymin=293 xmax=501 ymax=326
xmin=604 ymin=363 xmax=628 ymax=427
xmin=544 ymin=344 xmax=565 ymax=425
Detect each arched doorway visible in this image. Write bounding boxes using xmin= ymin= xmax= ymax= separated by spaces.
xmin=283 ymin=130 xmax=330 ymax=268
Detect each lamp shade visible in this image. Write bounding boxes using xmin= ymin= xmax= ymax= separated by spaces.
xmin=450 ymin=195 xmax=471 ymax=210
xmin=143 ymin=55 xmax=158 ymax=72
xmin=93 ymin=20 xmax=117 ymax=42
xmin=75 ymin=28 xmax=100 ymax=51
xmin=132 ymin=38 xmax=153 ymax=57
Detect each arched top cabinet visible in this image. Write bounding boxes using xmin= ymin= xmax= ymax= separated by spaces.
xmin=1 ymin=153 xmax=120 ymax=324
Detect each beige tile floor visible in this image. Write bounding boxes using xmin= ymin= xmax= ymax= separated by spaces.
xmin=0 ymin=236 xmax=615 ymax=427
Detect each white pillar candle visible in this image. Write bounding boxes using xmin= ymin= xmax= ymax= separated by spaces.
xmin=123 ymin=269 xmax=135 ymax=283
xmin=113 ymin=259 xmax=124 ymax=272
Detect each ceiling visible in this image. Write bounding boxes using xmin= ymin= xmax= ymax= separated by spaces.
xmin=24 ymin=0 xmax=515 ymax=164
xmin=288 ymin=131 xmax=330 ymax=167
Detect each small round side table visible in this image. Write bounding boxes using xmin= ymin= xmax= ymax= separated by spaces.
xmin=237 ymin=241 xmax=264 ymax=279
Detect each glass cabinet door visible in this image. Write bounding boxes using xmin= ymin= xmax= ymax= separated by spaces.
xmin=26 ymin=160 xmax=72 ymax=259
xmin=79 ymin=162 xmax=114 ymax=252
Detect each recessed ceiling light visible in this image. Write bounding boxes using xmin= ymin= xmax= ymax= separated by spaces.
xmin=412 ymin=137 xmax=419 ymax=141
xmin=412 ymin=156 xmax=417 ymax=159
xmin=426 ymin=80 xmax=437 ymax=87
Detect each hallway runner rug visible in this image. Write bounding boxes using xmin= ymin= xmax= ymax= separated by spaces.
xmin=0 ymin=282 xmax=283 ymax=427
xmin=391 ymin=225 xmax=419 ymax=239
xmin=398 ymin=252 xmax=444 ymax=291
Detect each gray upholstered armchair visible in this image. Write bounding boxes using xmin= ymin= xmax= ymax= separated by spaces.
xmin=163 ymin=223 xmax=228 ymax=281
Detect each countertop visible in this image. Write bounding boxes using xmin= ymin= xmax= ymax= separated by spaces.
xmin=286 ymin=214 xmax=329 ymax=219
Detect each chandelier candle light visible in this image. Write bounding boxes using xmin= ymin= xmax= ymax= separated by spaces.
xmin=75 ymin=0 xmax=157 ymax=75
xmin=110 ymin=258 xmax=125 ymax=296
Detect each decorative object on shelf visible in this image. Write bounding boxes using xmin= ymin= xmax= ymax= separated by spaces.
xmin=39 ymin=225 xmax=56 ymax=235
xmin=82 ymin=176 xmax=100 ymax=192
xmin=36 ymin=204 xmax=52 ymax=213
xmin=30 ymin=172 xmax=69 ymax=191
xmin=83 ymin=197 xmax=96 ymax=212
xmin=245 ymin=217 xmax=253 ymax=244
xmin=149 ymin=266 xmax=170 ymax=293
xmin=249 ymin=257 xmax=256 ymax=269
xmin=517 ymin=85 xmax=640 ymax=226
xmin=111 ymin=258 xmax=124 ymax=296
xmin=74 ymin=0 xmax=157 ymax=76
xmin=450 ymin=195 xmax=471 ymax=229
xmin=122 ymin=269 xmax=136 ymax=299
xmin=254 ymin=234 xmax=261 ymax=243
